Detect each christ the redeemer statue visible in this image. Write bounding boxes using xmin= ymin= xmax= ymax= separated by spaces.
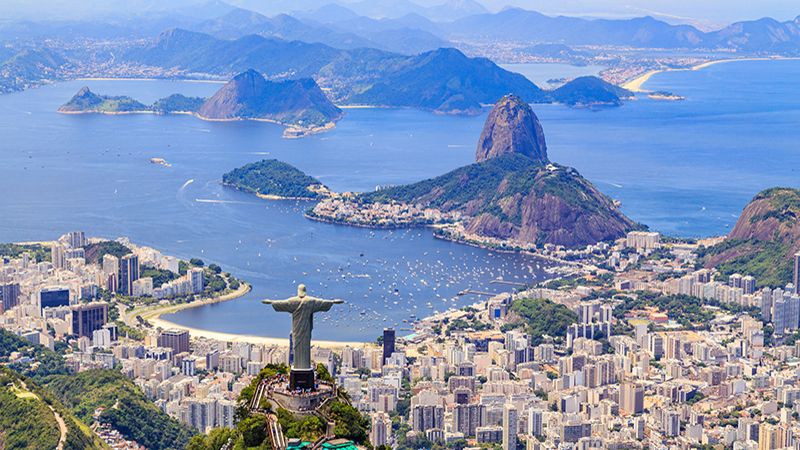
xmin=262 ymin=284 xmax=343 ymax=390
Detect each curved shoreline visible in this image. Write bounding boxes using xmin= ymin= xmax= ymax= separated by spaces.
xmin=129 ymin=281 xmax=367 ymax=348
xmin=58 ymin=107 xmax=338 ymax=138
xmin=622 ymin=56 xmax=800 ymax=93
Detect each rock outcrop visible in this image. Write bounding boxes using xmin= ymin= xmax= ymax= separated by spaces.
xmin=702 ymin=187 xmax=800 ymax=287
xmin=476 ymin=94 xmax=547 ymax=163
xmin=360 ymin=97 xmax=637 ymax=248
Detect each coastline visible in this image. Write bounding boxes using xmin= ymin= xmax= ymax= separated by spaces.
xmin=58 ymin=106 xmax=338 ymax=138
xmin=127 ymin=281 xmax=367 ymax=348
xmin=75 ymin=77 xmax=226 ymax=84
xmin=622 ymin=56 xmax=800 ymax=93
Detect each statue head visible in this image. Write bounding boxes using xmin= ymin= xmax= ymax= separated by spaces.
xmin=297 ymin=284 xmax=307 ymax=298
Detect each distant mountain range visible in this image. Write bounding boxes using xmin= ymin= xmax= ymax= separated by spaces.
xmin=191 ymin=7 xmax=450 ymax=54
xmin=124 ymin=29 xmax=631 ymax=113
xmin=180 ymin=6 xmax=800 ymax=55
xmin=441 ymin=9 xmax=800 ymax=52
xmin=0 ymin=47 xmax=67 ymax=94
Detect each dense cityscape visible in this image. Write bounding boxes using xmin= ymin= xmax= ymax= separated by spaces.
xmin=3 ymin=227 xmax=800 ymax=449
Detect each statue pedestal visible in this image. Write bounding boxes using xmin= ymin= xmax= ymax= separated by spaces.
xmin=290 ymin=368 xmax=315 ymax=391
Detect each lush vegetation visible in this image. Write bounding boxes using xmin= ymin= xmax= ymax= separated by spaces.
xmin=141 ymin=264 xmax=178 ymax=288
xmin=508 ymin=297 xmax=578 ymax=345
xmin=750 ymin=187 xmax=800 ymax=224
xmin=60 ymin=87 xmax=206 ymax=114
xmin=362 ymin=153 xmax=542 ymax=212
xmin=614 ymin=292 xmax=759 ymax=330
xmin=361 ymin=153 xmax=622 ymax=226
xmin=152 ymin=93 xmax=206 ymax=113
xmin=327 ymin=400 xmax=370 ymax=444
xmin=0 ymin=242 xmax=50 ymax=262
xmin=0 ymin=369 xmax=61 ymax=449
xmin=348 ymin=48 xmax=547 ymax=113
xmin=223 ymin=159 xmax=325 ymax=199
xmin=0 ymin=368 xmax=106 ymax=450
xmin=185 ymin=427 xmax=236 ymax=450
xmin=59 ymin=87 xmax=148 ymax=112
xmin=83 ymin=240 xmax=131 ymax=264
xmin=0 ymin=328 xmax=68 ymax=377
xmin=551 ymin=76 xmax=631 ymax=106
xmin=699 ymin=187 xmax=800 ymax=288
xmin=44 ymin=369 xmax=196 ymax=450
xmin=699 ymin=239 xmax=794 ymax=288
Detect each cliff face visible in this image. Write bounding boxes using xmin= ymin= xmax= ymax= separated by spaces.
xmin=462 ymin=161 xmax=634 ymax=247
xmin=476 ymin=94 xmax=547 ymax=163
xmin=702 ymin=187 xmax=800 ymax=287
xmin=197 ymin=69 xmax=343 ymax=127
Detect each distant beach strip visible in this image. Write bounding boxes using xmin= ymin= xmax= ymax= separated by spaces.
xmin=131 ymin=281 xmax=366 ymax=348
xmin=623 ymin=57 xmax=800 ymax=93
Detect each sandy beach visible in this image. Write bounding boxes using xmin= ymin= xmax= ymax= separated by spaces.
xmin=622 ymin=57 xmax=800 ymax=93
xmin=127 ymin=281 xmax=367 ymax=349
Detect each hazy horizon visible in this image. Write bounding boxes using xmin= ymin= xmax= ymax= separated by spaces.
xmin=0 ymin=0 xmax=796 ymax=27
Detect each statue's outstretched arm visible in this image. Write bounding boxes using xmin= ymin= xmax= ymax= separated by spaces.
xmin=262 ymin=299 xmax=296 ymax=312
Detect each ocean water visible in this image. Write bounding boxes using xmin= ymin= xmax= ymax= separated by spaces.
xmin=500 ymin=63 xmax=607 ymax=87
xmin=1 ymin=60 xmax=799 ymax=340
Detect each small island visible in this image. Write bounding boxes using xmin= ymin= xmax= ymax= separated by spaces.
xmin=647 ymin=90 xmax=686 ymax=101
xmin=58 ymin=69 xmax=344 ymax=138
xmin=222 ymin=159 xmax=332 ymax=200
xmin=58 ymin=87 xmax=152 ymax=114
xmin=59 ymin=87 xmax=205 ymax=115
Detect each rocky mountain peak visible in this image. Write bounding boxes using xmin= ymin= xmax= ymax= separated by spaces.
xmin=476 ymin=94 xmax=548 ymax=164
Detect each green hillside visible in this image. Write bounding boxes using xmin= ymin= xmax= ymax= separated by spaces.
xmin=0 ymin=367 xmax=106 ymax=450
xmin=44 ymin=369 xmax=196 ymax=450
xmin=223 ymin=159 xmax=326 ymax=199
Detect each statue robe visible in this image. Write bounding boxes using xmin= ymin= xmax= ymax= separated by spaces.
xmin=269 ymin=298 xmax=335 ymax=370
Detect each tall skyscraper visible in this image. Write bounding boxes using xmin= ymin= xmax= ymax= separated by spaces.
xmin=189 ymin=267 xmax=205 ymax=294
xmin=119 ymin=254 xmax=139 ymax=296
xmin=370 ymin=412 xmax=393 ymax=448
xmin=382 ymin=328 xmax=396 ymax=365
xmin=63 ymin=231 xmax=86 ymax=248
xmin=502 ymin=403 xmax=517 ymax=450
xmin=71 ymin=302 xmax=108 ymax=338
xmin=158 ymin=329 xmax=190 ymax=354
xmin=742 ymin=276 xmax=756 ymax=295
xmin=453 ymin=403 xmax=485 ymax=437
xmin=527 ymin=408 xmax=543 ymax=437
xmin=0 ymin=283 xmax=20 ymax=312
xmin=620 ymin=382 xmax=644 ymax=415
xmin=51 ymin=243 xmax=66 ymax=269
xmin=102 ymin=254 xmax=119 ymax=292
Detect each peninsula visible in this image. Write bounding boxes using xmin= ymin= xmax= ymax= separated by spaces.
xmin=222 ymin=159 xmax=332 ymax=200
xmin=308 ymin=95 xmax=638 ymax=248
